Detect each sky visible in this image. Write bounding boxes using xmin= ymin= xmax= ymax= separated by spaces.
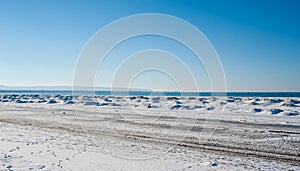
xmin=0 ymin=0 xmax=300 ymax=92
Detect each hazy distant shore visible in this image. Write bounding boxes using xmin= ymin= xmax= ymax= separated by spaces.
xmin=1 ymin=90 xmax=300 ymax=98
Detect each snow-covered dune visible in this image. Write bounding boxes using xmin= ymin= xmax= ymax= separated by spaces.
xmin=1 ymin=95 xmax=299 ymax=117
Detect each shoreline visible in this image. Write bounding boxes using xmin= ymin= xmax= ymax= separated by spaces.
xmin=1 ymin=91 xmax=300 ymax=98
xmin=0 ymin=95 xmax=299 ymax=170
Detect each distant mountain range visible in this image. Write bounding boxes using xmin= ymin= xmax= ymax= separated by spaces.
xmin=0 ymin=85 xmax=151 ymax=92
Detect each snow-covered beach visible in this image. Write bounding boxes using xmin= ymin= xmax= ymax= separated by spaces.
xmin=0 ymin=94 xmax=299 ymax=170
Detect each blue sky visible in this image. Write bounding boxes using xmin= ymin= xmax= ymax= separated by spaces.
xmin=0 ymin=0 xmax=299 ymax=91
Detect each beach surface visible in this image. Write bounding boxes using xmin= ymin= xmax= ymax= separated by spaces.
xmin=0 ymin=95 xmax=299 ymax=170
